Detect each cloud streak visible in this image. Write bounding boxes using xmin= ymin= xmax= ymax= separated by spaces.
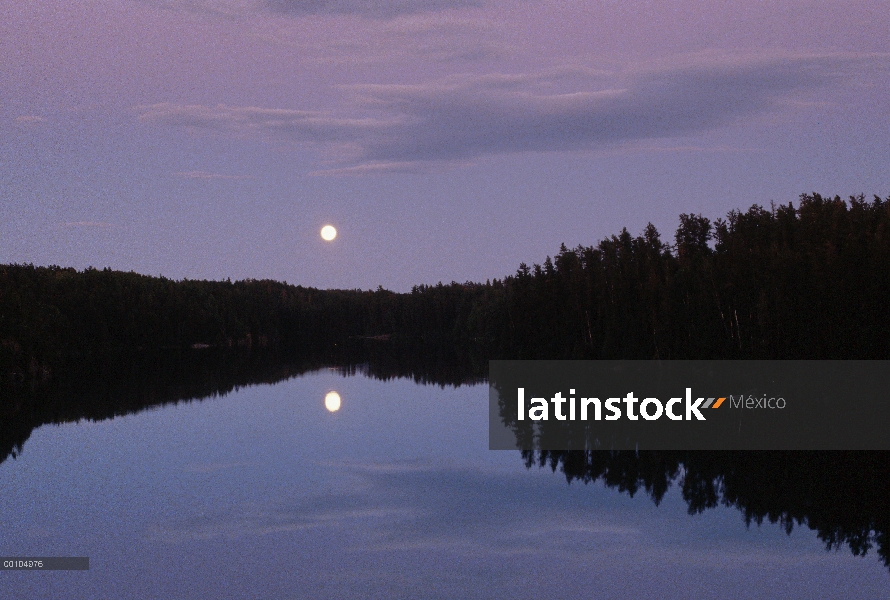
xmin=147 ymin=0 xmax=481 ymax=19
xmin=251 ymin=16 xmax=507 ymax=66
xmin=174 ymin=170 xmax=255 ymax=180
xmin=136 ymin=53 xmax=888 ymax=173
xmin=264 ymin=0 xmax=481 ymax=18
xmin=56 ymin=221 xmax=118 ymax=230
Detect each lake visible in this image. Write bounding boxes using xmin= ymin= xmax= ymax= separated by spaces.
xmin=2 ymin=366 xmax=888 ymax=598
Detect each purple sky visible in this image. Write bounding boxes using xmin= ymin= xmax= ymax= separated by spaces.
xmin=2 ymin=1 xmax=889 ymax=291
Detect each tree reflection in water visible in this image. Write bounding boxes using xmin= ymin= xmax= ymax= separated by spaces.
xmin=2 ymin=346 xmax=888 ymax=572
xmin=525 ymin=448 xmax=890 ymax=568
xmin=0 ymin=341 xmax=486 ymax=467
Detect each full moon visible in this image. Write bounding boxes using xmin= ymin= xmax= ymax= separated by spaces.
xmin=320 ymin=225 xmax=337 ymax=241
xmin=324 ymin=391 xmax=341 ymax=412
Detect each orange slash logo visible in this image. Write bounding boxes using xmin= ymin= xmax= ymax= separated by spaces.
xmin=702 ymin=397 xmax=726 ymax=409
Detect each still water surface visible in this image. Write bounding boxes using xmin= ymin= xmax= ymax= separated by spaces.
xmin=2 ymin=370 xmax=887 ymax=598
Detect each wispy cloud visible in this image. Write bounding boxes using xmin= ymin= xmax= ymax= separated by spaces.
xmin=136 ymin=53 xmax=890 ymax=173
xmin=308 ymin=159 xmax=475 ymax=176
xmin=264 ymin=0 xmax=482 ymax=18
xmin=146 ymin=0 xmax=481 ymax=19
xmin=183 ymin=460 xmax=254 ymax=473
xmin=174 ymin=170 xmax=255 ymax=180
xmin=252 ymin=16 xmax=507 ymax=66
xmin=56 ymin=221 xmax=118 ymax=230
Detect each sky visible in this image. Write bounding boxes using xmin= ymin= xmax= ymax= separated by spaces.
xmin=1 ymin=1 xmax=889 ymax=291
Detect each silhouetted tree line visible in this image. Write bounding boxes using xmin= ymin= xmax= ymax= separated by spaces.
xmin=477 ymin=193 xmax=890 ymax=359
xmin=2 ymin=193 xmax=888 ymax=382
xmin=288 ymin=192 xmax=890 ymax=360
xmin=2 ymin=194 xmax=890 ymax=570
xmin=0 ymin=268 xmax=378 ymax=380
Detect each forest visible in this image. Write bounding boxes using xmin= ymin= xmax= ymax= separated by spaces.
xmin=2 ymin=192 xmax=890 ymax=569
xmin=3 ymin=192 xmax=888 ymax=383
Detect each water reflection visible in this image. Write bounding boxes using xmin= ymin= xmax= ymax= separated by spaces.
xmin=2 ymin=348 xmax=889 ymax=578
xmin=488 ymin=362 xmax=890 ymax=569
xmin=324 ymin=391 xmax=342 ymax=412
xmin=0 ymin=342 xmax=485 ymax=467
xmin=519 ymin=448 xmax=890 ymax=570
